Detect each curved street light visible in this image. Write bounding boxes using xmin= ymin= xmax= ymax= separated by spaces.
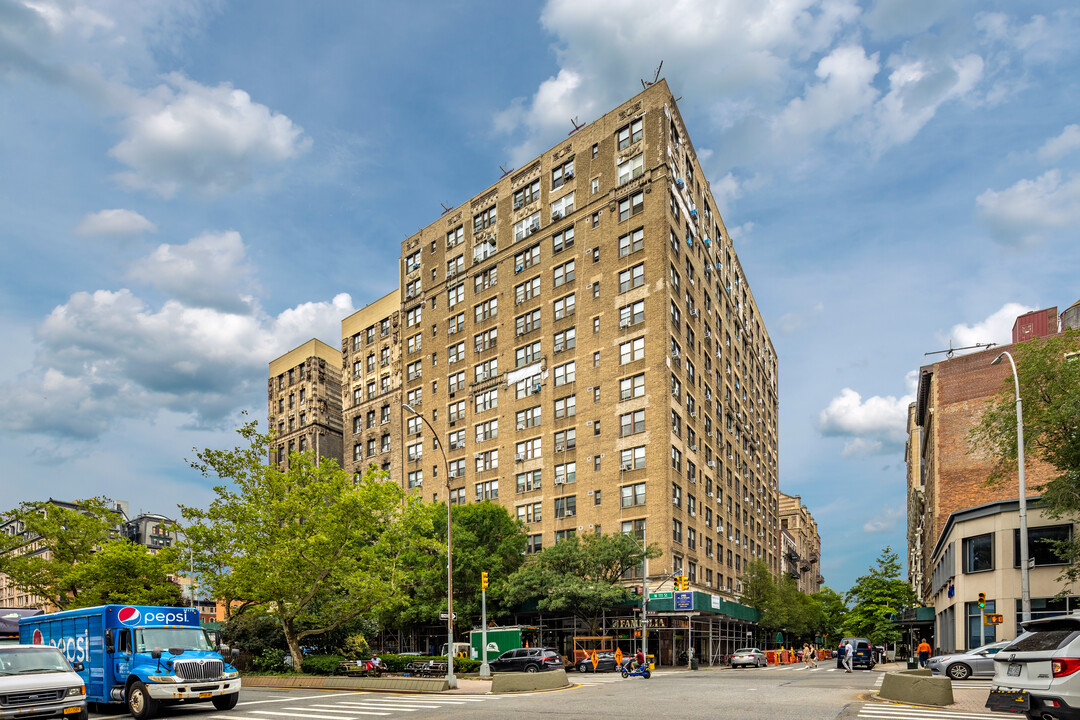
xmin=402 ymin=403 xmax=457 ymax=689
xmin=991 ymin=351 xmax=1031 ymax=623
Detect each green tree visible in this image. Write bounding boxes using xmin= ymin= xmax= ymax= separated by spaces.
xmin=740 ymin=561 xmax=823 ymax=643
xmin=971 ymin=329 xmax=1080 ymax=582
xmin=0 ymin=497 xmax=125 ymax=608
xmin=391 ymin=501 xmax=527 ymax=632
xmin=182 ymin=421 xmax=438 ymax=670
xmin=66 ymin=541 xmax=182 ymax=608
xmin=844 ymin=547 xmax=915 ymax=645
xmin=503 ymin=533 xmax=661 ymax=634
xmin=740 ymin=560 xmax=778 ymax=629
xmin=809 ymin=586 xmax=849 ymax=641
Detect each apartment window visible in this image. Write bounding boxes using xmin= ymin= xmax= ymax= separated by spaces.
xmin=514 ymin=212 xmax=541 ymax=242
xmin=526 ymin=533 xmax=543 ymax=553
xmin=406 ymin=305 xmax=422 ymax=328
xmin=553 ymin=226 xmax=575 ymax=254
xmin=406 ymin=360 xmax=422 ymax=381
xmin=407 ymin=441 xmax=423 ymax=462
xmin=592 ymin=177 xmax=600 ymax=194
xmin=473 ymin=206 xmax=496 ymax=233
xmin=618 ymin=154 xmax=644 ymax=186
xmin=554 ymin=361 xmax=576 ymax=387
xmin=475 ymin=358 xmax=498 ymax=383
xmin=448 ymin=400 xmax=466 ymax=424
xmin=518 ymin=502 xmax=543 ymax=524
xmin=515 ymin=276 xmax=541 ymax=304
xmin=618 ymin=191 xmax=644 ymax=220
xmin=620 ymin=446 xmax=646 ymax=471
xmin=475 ymin=419 xmax=498 ymax=443
xmin=554 ymin=327 xmax=576 ymax=352
xmin=617 ymin=118 xmax=643 ymax=149
xmin=554 ymin=496 xmax=577 ymax=519
xmin=554 ymin=293 xmax=575 ymax=320
xmin=517 ymin=470 xmax=542 ymax=493
xmin=688 ymin=528 xmax=697 ymax=550
xmin=476 ymin=479 xmax=499 ymax=501
xmin=619 ymin=263 xmax=644 ymax=293
xmin=407 ymin=333 xmax=423 ymax=354
xmin=515 ymin=372 xmax=544 ymax=399
xmin=406 ymin=387 xmax=422 ymax=406
xmin=622 ymin=482 xmax=646 ymax=508
xmin=513 ymin=180 xmax=541 ymax=209
xmin=406 ymin=470 xmax=423 ymax=489
xmin=593 ymin=351 xmax=600 ymax=367
xmin=352 ymin=387 xmax=362 ymax=406
xmin=448 ymin=342 xmax=465 ymax=364
xmin=963 ymin=533 xmax=993 ymax=573
xmin=619 ymin=300 xmax=645 ymax=327
xmin=365 ymin=438 xmax=376 ymax=457
xmin=448 ymin=283 xmax=464 ymax=308
xmin=474 ymin=297 xmax=498 ymax=323
xmin=380 ymin=319 xmax=390 ymax=336
xmin=620 ymin=409 xmax=645 ymax=436
xmin=619 ymin=337 xmax=645 ymax=364
xmin=672 ymin=446 xmax=682 ymax=472
xmin=446 ymin=225 xmax=464 ymax=249
xmin=447 ymin=254 xmax=464 ymax=277
xmin=592 ymin=386 xmax=600 ymax=402
xmin=1014 ymin=525 xmax=1072 ymax=567
xmin=554 ymin=260 xmax=575 ymax=288
xmin=552 ymin=158 xmax=575 ymax=189
xmin=474 ymin=388 xmax=498 ymax=413
xmin=620 ymin=373 xmax=645 ymax=400
xmin=554 ymin=462 xmax=576 ymax=485
xmin=516 ymin=308 xmax=542 ymax=337
xmin=673 ymin=519 xmax=683 ymax=543
xmin=516 ymin=405 xmax=542 ymax=430
xmin=405 ymin=250 xmax=421 ymax=272
xmin=475 ymin=327 xmax=497 ymax=352
xmin=474 ymin=449 xmax=498 ymax=472
xmin=554 ymin=394 xmax=576 ymax=419
xmin=448 ymin=371 xmax=466 ymax=394
xmin=474 ymin=266 xmax=498 ymax=293
xmin=591 ymin=143 xmax=599 ymax=158
xmin=449 ymin=488 xmax=466 ymax=505
xmin=381 ymin=434 xmax=390 ymax=453
xmin=514 ymin=437 xmax=542 ymax=462
xmin=551 ymin=192 xmax=575 ymax=220
xmin=619 ymin=227 xmax=644 ymax=257
xmin=448 ymin=313 xmax=465 ymax=335
xmin=554 ymin=427 xmax=576 ymax=450
xmin=515 ymin=245 xmax=540 ymax=272
xmin=515 ymin=341 xmax=542 ymax=368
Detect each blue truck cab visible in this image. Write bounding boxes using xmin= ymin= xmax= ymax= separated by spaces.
xmin=19 ymin=605 xmax=241 ymax=719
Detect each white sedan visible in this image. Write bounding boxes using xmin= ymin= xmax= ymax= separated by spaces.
xmin=731 ymin=648 xmax=768 ymax=668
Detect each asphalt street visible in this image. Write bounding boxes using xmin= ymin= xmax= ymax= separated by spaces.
xmin=86 ymin=665 xmax=996 ymax=720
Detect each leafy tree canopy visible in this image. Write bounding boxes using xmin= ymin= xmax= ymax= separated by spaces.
xmin=844 ymin=546 xmax=915 ymax=645
xmin=182 ymin=420 xmax=439 ymax=670
xmin=66 ymin=541 xmax=182 ymax=608
xmin=503 ymin=532 xmax=661 ymax=635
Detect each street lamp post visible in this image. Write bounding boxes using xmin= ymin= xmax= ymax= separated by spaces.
xmin=991 ymin=352 xmax=1031 ymax=623
xmin=402 ymin=403 xmax=457 ymax=689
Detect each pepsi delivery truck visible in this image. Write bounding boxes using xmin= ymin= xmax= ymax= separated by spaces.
xmin=19 ymin=605 xmax=241 ymax=719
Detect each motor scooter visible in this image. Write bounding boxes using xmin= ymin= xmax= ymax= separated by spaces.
xmin=620 ymin=658 xmax=651 ymax=679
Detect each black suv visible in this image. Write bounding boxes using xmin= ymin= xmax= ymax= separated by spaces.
xmin=489 ymin=647 xmax=564 ymax=673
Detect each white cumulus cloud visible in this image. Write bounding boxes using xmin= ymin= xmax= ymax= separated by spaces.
xmin=818 ymin=370 xmax=916 ymax=456
xmin=75 ymin=208 xmax=157 ymax=236
xmin=938 ymin=302 xmax=1036 ymax=349
xmin=976 ymin=169 xmax=1080 ymax=246
xmin=1037 ymin=124 xmax=1080 ymax=164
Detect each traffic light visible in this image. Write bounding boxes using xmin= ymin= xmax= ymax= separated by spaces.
xmin=978 ymin=592 xmax=986 ymax=609
xmin=481 ymin=572 xmax=489 ymax=591
xmin=677 ymin=575 xmax=688 ymax=591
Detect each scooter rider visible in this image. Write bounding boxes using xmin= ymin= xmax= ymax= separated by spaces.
xmin=634 ymin=649 xmax=645 ymax=670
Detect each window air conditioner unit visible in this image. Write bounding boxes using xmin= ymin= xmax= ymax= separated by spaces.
xmin=671 ymin=388 xmax=679 ymax=397
xmin=532 ymin=385 xmax=542 ymax=394
xmin=530 ymin=223 xmax=540 ymax=233
xmin=564 ymin=169 xmax=574 ymax=179
xmin=622 ymin=464 xmax=633 ymax=472
xmin=515 ymin=265 xmax=523 ymax=274
xmin=515 ymin=453 xmax=525 ymax=462
xmin=552 ymin=211 xmax=563 ymax=221
xmin=517 ymin=422 xmax=526 ymax=431
xmin=691 ymin=411 xmax=697 ymax=418
xmin=554 ymin=477 xmax=565 ymax=485
xmin=448 ymin=469 xmax=458 ymax=478
xmin=707 ymin=491 xmax=714 ymax=497
xmin=514 ymin=200 xmax=524 ymax=210
xmin=691 ymin=444 xmax=698 ymax=452
xmin=672 ymin=348 xmax=680 ymax=358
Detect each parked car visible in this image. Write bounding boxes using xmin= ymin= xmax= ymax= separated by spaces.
xmin=929 ymin=641 xmax=1009 ymax=680
xmin=731 ymin=648 xmax=767 ymax=668
xmin=836 ymin=637 xmax=876 ymax=670
xmin=489 ymin=647 xmax=564 ymax=673
xmin=0 ymin=644 xmax=87 ymax=720
xmin=575 ymin=651 xmax=618 ymax=673
xmin=988 ymin=611 xmax=1080 ymax=719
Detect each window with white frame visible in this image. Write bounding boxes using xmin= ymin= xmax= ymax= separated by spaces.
xmin=554 ymin=461 xmax=576 ymax=484
xmin=555 ymin=427 xmax=576 ymax=450
xmin=619 ymin=300 xmax=644 ymax=327
xmin=617 ymin=118 xmax=643 ymax=150
xmin=446 ymin=226 xmax=464 ymax=249
xmin=447 ymin=254 xmax=464 ymax=277
xmin=551 ymin=192 xmax=575 ymax=220
xmin=407 ymin=441 xmax=423 ymax=462
xmin=448 ymin=371 xmax=466 ymax=393
xmin=617 ymin=154 xmax=644 ymax=185
xmin=405 ymin=277 xmax=421 ymax=298
xmin=621 ymin=482 xmax=646 ymax=507
xmin=408 ymin=470 xmax=423 ymax=488
xmin=448 ymin=400 xmax=466 ymax=423
xmin=448 ymin=312 xmax=465 ymax=335
xmin=552 ymin=158 xmax=574 ymax=189
xmin=448 ymin=429 xmax=465 ymax=448
xmin=448 ymin=458 xmax=465 ymax=478
xmin=407 ymin=333 xmax=423 ymax=354
xmin=516 ymin=406 xmax=541 ymax=430
xmin=474 ymin=327 xmax=497 ymax=352
xmin=406 ymin=387 xmax=422 ymax=406
xmin=405 ymin=250 xmax=421 ymax=272
xmin=407 ymin=360 xmax=423 ymax=381
xmin=513 ymin=180 xmax=541 ymax=209
xmin=473 ymin=206 xmax=496 ymax=233
xmin=619 ymin=337 xmax=645 ymax=364
xmin=475 ymin=449 xmax=498 ymax=472
xmin=475 ymin=388 xmax=498 ymax=413
xmin=514 ymin=245 xmax=540 ymax=272
xmin=554 ymin=361 xmax=576 ymax=387
xmin=554 ymin=260 xmax=575 ymax=288
xmin=448 ymin=283 xmax=464 ymax=308
xmin=475 ymin=358 xmax=498 ymax=382
xmin=515 ymin=373 xmax=544 ymax=399
xmin=474 ymin=266 xmax=497 ymax=293
xmin=448 ymin=341 xmax=465 ymax=364
xmin=406 ymin=305 xmax=422 ymax=327
xmin=554 ymin=293 xmax=575 ymax=320
xmin=554 ymin=394 xmax=576 ymax=419
xmin=514 ymin=212 xmax=541 ymax=242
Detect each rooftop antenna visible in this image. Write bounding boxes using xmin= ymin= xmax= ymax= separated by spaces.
xmin=569 ymin=117 xmax=584 ymax=136
xmin=642 ymin=61 xmax=663 ymax=89
xmin=924 ymin=341 xmax=997 ymax=360
xmin=499 ymin=165 xmax=514 ymax=178
xmin=440 ymin=203 xmax=453 ymax=216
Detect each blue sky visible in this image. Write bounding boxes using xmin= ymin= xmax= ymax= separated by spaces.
xmin=1 ymin=0 xmax=1078 ymax=594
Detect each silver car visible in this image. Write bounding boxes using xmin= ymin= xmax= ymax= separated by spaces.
xmin=928 ymin=641 xmax=1009 ymax=680
xmin=730 ymin=647 xmax=767 ymax=668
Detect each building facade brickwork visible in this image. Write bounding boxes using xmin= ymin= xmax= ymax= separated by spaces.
xmin=778 ymin=493 xmax=822 ymax=594
xmin=268 ymin=339 xmax=343 ymax=468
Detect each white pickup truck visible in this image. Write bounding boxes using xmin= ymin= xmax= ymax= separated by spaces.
xmin=0 ymin=645 xmax=87 ymax=719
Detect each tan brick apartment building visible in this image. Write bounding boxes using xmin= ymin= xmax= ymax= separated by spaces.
xmin=907 ymin=303 xmax=1079 ymax=650
xmin=779 ymin=493 xmax=822 ymax=594
xmin=268 ymin=339 xmax=343 ymax=467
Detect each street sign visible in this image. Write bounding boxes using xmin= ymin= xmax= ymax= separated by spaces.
xmin=674 ymin=591 xmax=693 ymax=610
xmin=591 ymin=650 xmax=598 ymax=669
xmin=439 ymin=612 xmax=457 ymax=621
xmin=650 ymin=592 xmax=673 ymax=599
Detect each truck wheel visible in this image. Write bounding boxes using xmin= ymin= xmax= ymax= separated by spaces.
xmin=213 ymin=693 xmax=240 ymax=711
xmin=127 ymin=681 xmax=158 ymax=720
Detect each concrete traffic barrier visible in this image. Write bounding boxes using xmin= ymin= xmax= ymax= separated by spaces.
xmin=491 ymin=668 xmax=569 ymax=694
xmin=878 ymin=668 xmax=954 ymax=706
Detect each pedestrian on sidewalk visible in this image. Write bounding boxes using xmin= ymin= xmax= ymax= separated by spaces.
xmin=843 ymin=640 xmax=854 ymax=673
xmin=809 ymin=643 xmax=818 ymax=669
xmin=802 ymin=644 xmax=812 ymax=669
xmin=917 ymin=639 xmax=931 ymax=669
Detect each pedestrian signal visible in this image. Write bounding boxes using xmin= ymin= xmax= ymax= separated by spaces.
xmin=985 ymin=613 xmax=1004 ymax=625
xmin=481 ymin=572 xmax=489 ymax=590
xmin=978 ymin=592 xmax=986 ymax=609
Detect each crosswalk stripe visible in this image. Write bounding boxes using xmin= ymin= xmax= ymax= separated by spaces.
xmin=254 ymin=711 xmax=389 ymax=718
xmin=859 ymin=706 xmax=993 ymax=719
xmin=337 ymin=702 xmax=443 ymax=709
xmin=303 ymin=709 xmax=402 ymax=715
xmin=315 ymin=704 xmax=420 ymax=712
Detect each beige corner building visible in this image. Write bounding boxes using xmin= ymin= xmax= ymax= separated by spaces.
xmin=268 ymin=339 xmax=343 ymax=467
xmin=778 ymin=493 xmax=822 ymax=594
